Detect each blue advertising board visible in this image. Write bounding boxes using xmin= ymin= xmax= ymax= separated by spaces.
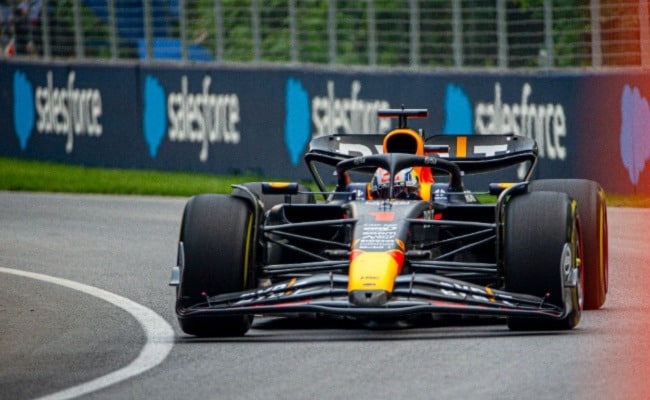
xmin=1 ymin=58 xmax=649 ymax=194
xmin=1 ymin=61 xmax=140 ymax=167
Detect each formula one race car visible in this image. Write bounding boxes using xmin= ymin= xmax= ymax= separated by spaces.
xmin=170 ymin=108 xmax=608 ymax=336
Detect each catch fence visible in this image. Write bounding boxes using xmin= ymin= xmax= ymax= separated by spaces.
xmin=2 ymin=0 xmax=649 ymax=69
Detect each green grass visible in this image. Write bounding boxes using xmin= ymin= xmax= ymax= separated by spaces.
xmin=0 ymin=157 xmax=647 ymax=207
xmin=0 ymin=157 xmax=266 ymax=197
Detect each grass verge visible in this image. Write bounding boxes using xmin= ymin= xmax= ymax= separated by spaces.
xmin=0 ymin=157 xmax=264 ymax=197
xmin=0 ymin=157 xmax=646 ymax=206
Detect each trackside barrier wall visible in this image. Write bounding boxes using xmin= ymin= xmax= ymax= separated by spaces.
xmin=1 ymin=58 xmax=648 ymax=195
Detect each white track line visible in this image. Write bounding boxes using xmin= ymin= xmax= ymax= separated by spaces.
xmin=0 ymin=267 xmax=175 ymax=400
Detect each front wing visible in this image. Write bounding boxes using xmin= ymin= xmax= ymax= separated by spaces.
xmin=177 ymin=273 xmax=567 ymax=321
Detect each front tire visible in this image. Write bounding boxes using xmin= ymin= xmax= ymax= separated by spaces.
xmin=504 ymin=191 xmax=582 ymax=330
xmin=176 ymin=194 xmax=255 ymax=337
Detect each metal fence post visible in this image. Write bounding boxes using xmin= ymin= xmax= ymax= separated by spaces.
xmin=40 ymin=0 xmax=51 ymax=59
xmin=251 ymin=0 xmax=262 ymax=62
xmin=179 ymin=0 xmax=188 ymax=61
xmin=143 ymin=0 xmax=153 ymax=60
xmin=328 ymin=0 xmax=336 ymax=64
xmin=73 ymin=0 xmax=84 ymax=58
xmin=496 ymin=0 xmax=507 ymax=68
xmin=289 ymin=0 xmax=298 ymax=63
xmin=590 ymin=0 xmax=602 ymax=67
xmin=543 ymin=0 xmax=553 ymax=68
xmin=639 ymin=0 xmax=650 ymax=68
xmin=409 ymin=0 xmax=420 ymax=67
xmin=252 ymin=0 xmax=260 ymax=62
xmin=215 ymin=0 xmax=224 ymax=61
xmin=107 ymin=0 xmax=118 ymax=59
xmin=367 ymin=0 xmax=376 ymax=66
xmin=452 ymin=0 xmax=463 ymax=68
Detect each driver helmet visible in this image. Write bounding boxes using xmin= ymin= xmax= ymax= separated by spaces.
xmin=371 ymin=167 xmax=420 ymax=199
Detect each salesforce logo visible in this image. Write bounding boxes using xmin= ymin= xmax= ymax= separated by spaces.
xmin=620 ymin=85 xmax=650 ymax=186
xmin=284 ymin=78 xmax=310 ymax=166
xmin=143 ymin=74 xmax=241 ymax=161
xmin=442 ymin=83 xmax=473 ymax=135
xmin=283 ymin=78 xmax=573 ymax=173
xmin=474 ymin=82 xmax=567 ymax=161
xmin=283 ymin=78 xmax=392 ymax=166
xmin=13 ymin=71 xmax=34 ymax=150
xmin=283 ymin=79 xmax=475 ymax=166
xmin=143 ymin=75 xmax=167 ymax=158
xmin=12 ymin=70 xmax=102 ymax=153
xmin=442 ymin=81 xmax=571 ymax=166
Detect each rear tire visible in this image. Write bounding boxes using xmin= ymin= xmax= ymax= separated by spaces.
xmin=504 ymin=191 xmax=582 ymax=330
xmin=529 ymin=179 xmax=608 ymax=309
xmin=176 ymin=194 xmax=254 ymax=337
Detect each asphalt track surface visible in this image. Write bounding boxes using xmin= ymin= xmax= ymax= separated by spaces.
xmin=1 ymin=192 xmax=649 ymax=400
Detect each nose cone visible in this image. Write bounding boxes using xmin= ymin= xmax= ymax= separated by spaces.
xmin=348 ymin=250 xmax=404 ymax=302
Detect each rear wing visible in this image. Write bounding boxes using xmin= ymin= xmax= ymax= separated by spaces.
xmin=305 ymin=133 xmax=537 ymax=185
xmin=424 ymin=134 xmax=538 ymax=176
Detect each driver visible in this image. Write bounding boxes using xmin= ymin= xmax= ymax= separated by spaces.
xmin=370 ymin=167 xmax=421 ymax=200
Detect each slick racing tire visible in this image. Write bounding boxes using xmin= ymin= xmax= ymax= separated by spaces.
xmin=529 ymin=179 xmax=608 ymax=310
xmin=504 ymin=191 xmax=582 ymax=331
xmin=176 ymin=194 xmax=254 ymax=337
xmin=232 ymin=182 xmax=315 ymax=213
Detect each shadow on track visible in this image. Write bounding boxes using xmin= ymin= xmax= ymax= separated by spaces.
xmin=174 ymin=314 xmax=567 ymax=344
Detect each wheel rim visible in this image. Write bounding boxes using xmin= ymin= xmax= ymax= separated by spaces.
xmin=578 ymin=239 xmax=585 ymax=311
xmin=562 ymin=242 xmax=581 ymax=309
